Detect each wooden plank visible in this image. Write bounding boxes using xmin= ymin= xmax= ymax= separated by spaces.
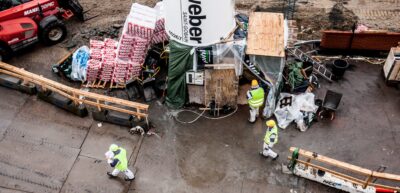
xmin=204 ymin=69 xmax=238 ymax=106
xmin=390 ymin=60 xmax=400 ymax=80
xmin=370 ymin=182 xmax=400 ymax=191
xmin=0 ymin=69 xmax=148 ymax=118
xmin=290 ymin=147 xmax=400 ymax=182
xmin=246 ymin=12 xmax=285 ymax=57
xmin=383 ymin=48 xmax=396 ymax=78
xmin=288 ymin=156 xmax=367 ymax=186
xmin=204 ymin=64 xmax=236 ymax=70
xmin=0 ymin=67 xmax=148 ymax=118
xmin=0 ymin=62 xmax=148 ymax=110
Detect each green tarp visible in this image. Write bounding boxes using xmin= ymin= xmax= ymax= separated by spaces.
xmin=166 ymin=41 xmax=193 ymax=108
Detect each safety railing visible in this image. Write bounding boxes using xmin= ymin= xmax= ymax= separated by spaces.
xmin=0 ymin=62 xmax=149 ymax=121
xmin=287 ymin=147 xmax=400 ymax=192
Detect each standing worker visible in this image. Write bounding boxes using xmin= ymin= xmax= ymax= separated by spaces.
xmin=260 ymin=120 xmax=279 ymax=160
xmin=105 ymin=144 xmax=135 ymax=181
xmin=247 ymin=79 xmax=265 ymax=123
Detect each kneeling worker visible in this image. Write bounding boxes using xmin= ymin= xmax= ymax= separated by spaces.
xmin=260 ymin=120 xmax=279 ymax=160
xmin=106 ymin=144 xmax=135 ymax=181
xmin=247 ymin=79 xmax=265 ymax=123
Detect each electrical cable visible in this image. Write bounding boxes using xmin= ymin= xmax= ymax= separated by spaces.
xmin=173 ymin=105 xmax=239 ymax=124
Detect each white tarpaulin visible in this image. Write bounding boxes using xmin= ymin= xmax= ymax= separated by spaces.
xmin=274 ymin=93 xmax=318 ymax=131
xmin=164 ymin=0 xmax=236 ymax=46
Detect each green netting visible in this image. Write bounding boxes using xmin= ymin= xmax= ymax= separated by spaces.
xmin=288 ymin=62 xmax=305 ymax=90
xmin=166 ymin=41 xmax=193 ymax=109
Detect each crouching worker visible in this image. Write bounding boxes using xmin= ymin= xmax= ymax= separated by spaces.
xmin=105 ymin=144 xmax=135 ymax=181
xmin=247 ymin=79 xmax=265 ymax=123
xmin=259 ymin=120 xmax=279 ymax=160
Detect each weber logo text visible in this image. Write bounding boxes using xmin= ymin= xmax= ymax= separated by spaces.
xmin=184 ymin=0 xmax=206 ymax=44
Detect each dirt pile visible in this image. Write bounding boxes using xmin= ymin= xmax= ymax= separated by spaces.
xmin=296 ymin=2 xmax=358 ymax=40
xmin=328 ymin=3 xmax=358 ymax=30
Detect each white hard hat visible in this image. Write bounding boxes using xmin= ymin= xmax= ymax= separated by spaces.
xmin=109 ymin=144 xmax=119 ymax=152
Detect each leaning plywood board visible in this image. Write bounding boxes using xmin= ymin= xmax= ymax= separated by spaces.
xmin=204 ymin=69 xmax=238 ymax=106
xmin=246 ymin=12 xmax=285 ymax=57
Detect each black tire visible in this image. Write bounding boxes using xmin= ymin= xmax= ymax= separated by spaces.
xmin=0 ymin=43 xmax=12 ymax=61
xmin=40 ymin=20 xmax=67 ymax=46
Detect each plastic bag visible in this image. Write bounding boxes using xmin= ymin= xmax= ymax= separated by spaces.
xmin=195 ymin=39 xmax=246 ymax=76
xmin=71 ymin=46 xmax=90 ymax=81
xmin=274 ymin=92 xmax=318 ymax=130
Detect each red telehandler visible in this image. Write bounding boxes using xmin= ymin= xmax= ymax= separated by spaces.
xmin=0 ymin=0 xmax=84 ymax=60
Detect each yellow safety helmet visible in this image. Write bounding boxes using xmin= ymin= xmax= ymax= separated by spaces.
xmin=109 ymin=144 xmax=119 ymax=152
xmin=266 ymin=120 xmax=276 ymax=127
xmin=251 ymin=79 xmax=259 ymax=87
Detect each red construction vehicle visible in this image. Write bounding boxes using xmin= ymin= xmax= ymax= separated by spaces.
xmin=0 ymin=0 xmax=84 ymax=60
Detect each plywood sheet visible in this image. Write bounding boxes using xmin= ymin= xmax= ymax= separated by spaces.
xmin=384 ymin=47 xmax=400 ymax=81
xmin=204 ymin=69 xmax=238 ymax=106
xmin=246 ymin=12 xmax=285 ymax=57
xmin=188 ymin=85 xmax=205 ymax=105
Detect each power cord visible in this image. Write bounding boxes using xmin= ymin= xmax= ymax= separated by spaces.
xmin=172 ymin=106 xmax=239 ymax=124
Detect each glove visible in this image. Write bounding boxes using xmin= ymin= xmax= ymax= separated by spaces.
xmin=105 ymin=151 xmax=114 ymax=160
xmin=107 ymin=159 xmax=113 ymax=164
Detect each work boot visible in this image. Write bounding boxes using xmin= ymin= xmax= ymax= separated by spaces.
xmin=259 ymin=152 xmax=268 ymax=158
xmin=272 ymin=154 xmax=279 ymax=161
xmin=125 ymin=177 xmax=135 ymax=181
xmin=248 ymin=119 xmax=256 ymax=124
xmin=107 ymin=172 xmax=116 ymax=178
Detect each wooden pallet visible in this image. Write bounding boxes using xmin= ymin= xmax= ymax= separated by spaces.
xmin=109 ymin=81 xmax=126 ymax=89
xmin=82 ymin=80 xmax=108 ymax=89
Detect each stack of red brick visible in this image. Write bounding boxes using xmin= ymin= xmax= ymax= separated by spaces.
xmin=101 ymin=38 xmax=118 ymax=82
xmin=114 ymin=3 xmax=157 ymax=83
xmin=151 ymin=18 xmax=168 ymax=45
xmin=87 ymin=40 xmax=104 ymax=82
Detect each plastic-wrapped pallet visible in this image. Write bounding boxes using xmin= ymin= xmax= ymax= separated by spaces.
xmin=86 ymin=40 xmax=104 ymax=82
xmin=117 ymin=34 xmax=135 ymax=60
xmin=112 ymin=59 xmax=129 ymax=83
xmin=151 ymin=2 xmax=168 ymax=44
xmin=99 ymin=59 xmax=115 ymax=82
xmin=99 ymin=38 xmax=118 ymax=82
xmin=86 ymin=59 xmax=102 ymax=82
xmin=115 ymin=3 xmax=157 ymax=83
xmin=89 ymin=40 xmax=104 ymax=61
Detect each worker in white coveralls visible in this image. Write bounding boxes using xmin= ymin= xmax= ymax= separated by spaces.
xmin=246 ymin=79 xmax=265 ymax=123
xmin=105 ymin=144 xmax=135 ymax=181
xmin=259 ymin=120 xmax=279 ymax=160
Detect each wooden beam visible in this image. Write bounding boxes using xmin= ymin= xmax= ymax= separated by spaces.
xmin=55 ymin=48 xmax=76 ymax=65
xmin=0 ymin=62 xmax=148 ymax=110
xmin=290 ymin=147 xmax=400 ymax=182
xmin=0 ymin=66 xmax=148 ymax=118
xmin=289 ymin=156 xmax=400 ymax=191
xmin=288 ymin=156 xmax=367 ymax=186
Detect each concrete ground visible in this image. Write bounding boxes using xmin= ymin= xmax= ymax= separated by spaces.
xmin=1 ymin=48 xmax=399 ymax=193
xmin=0 ymin=0 xmax=399 ymax=192
xmin=133 ymin=62 xmax=400 ymax=192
